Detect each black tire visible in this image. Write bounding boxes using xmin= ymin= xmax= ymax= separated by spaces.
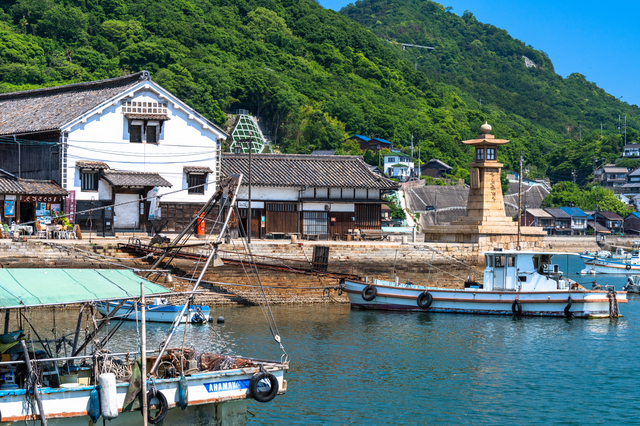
xmin=512 ymin=299 xmax=522 ymax=316
xmin=361 ymin=285 xmax=377 ymax=301
xmin=417 ymin=292 xmax=433 ymax=309
xmin=626 ymin=264 xmax=632 ymax=270
xmin=564 ymin=296 xmax=573 ymax=318
xmin=147 ymin=388 xmax=168 ymax=424
xmin=249 ymin=372 xmax=279 ymax=403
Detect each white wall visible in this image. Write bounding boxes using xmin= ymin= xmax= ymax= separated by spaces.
xmin=114 ymin=193 xmax=140 ymax=228
xmin=236 ymin=186 xmax=299 ymax=201
xmin=64 ymin=83 xmax=225 ymax=203
xmin=355 ymin=188 xmax=367 ymax=199
xmin=329 ymin=188 xmax=341 ymax=199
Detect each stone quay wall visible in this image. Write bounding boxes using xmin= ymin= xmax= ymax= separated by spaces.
xmin=0 ymin=236 xmax=601 ymax=305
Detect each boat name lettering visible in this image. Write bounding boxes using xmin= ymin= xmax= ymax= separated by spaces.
xmin=204 ymin=379 xmax=250 ymax=393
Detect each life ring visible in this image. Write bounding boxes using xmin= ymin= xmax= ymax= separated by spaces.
xmin=417 ymin=291 xmax=433 ymax=309
xmin=147 ymin=388 xmax=168 ymax=424
xmin=249 ymin=372 xmax=279 ymax=403
xmin=361 ymin=285 xmax=377 ymax=301
xmin=626 ymin=264 xmax=632 ymax=270
xmin=511 ymin=299 xmax=522 ymax=316
xmin=564 ymin=296 xmax=573 ymax=318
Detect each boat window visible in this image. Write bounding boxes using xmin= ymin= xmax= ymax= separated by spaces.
xmin=533 ymin=256 xmax=539 ymax=270
xmin=508 ymin=256 xmax=515 ymax=267
xmin=495 ymin=256 xmax=505 ymax=268
xmin=486 ymin=255 xmax=493 ymax=267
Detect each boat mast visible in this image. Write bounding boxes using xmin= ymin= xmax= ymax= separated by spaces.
xmin=148 ymin=174 xmax=243 ymax=377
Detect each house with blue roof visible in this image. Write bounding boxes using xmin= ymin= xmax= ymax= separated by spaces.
xmin=346 ymin=135 xmax=392 ymax=152
xmin=624 ymin=212 xmax=640 ymax=235
xmin=559 ymin=207 xmax=588 ymax=235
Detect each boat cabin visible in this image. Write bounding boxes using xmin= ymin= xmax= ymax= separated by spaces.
xmin=482 ymin=250 xmax=574 ymax=292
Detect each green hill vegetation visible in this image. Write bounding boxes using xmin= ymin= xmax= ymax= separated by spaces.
xmin=0 ymin=0 xmax=637 ymax=186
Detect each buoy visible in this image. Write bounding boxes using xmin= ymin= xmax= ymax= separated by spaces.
xmin=89 ymin=386 xmax=101 ymax=423
xmin=179 ymin=374 xmax=189 ymax=410
xmin=98 ymin=373 xmax=118 ymax=419
xmin=217 ymin=316 xmax=225 ymax=324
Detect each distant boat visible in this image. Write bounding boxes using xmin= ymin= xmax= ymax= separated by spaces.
xmin=340 ymin=250 xmax=626 ymax=318
xmin=96 ymin=298 xmax=211 ymax=323
xmin=580 ymin=248 xmax=640 ymax=274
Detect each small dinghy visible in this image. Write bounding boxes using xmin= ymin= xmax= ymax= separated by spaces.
xmin=623 ymin=276 xmax=640 ymax=294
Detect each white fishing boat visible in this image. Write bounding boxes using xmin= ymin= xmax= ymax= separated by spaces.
xmin=96 ymin=299 xmax=211 ymax=323
xmin=580 ymin=248 xmax=640 ymax=274
xmin=340 ymin=250 xmax=626 ymax=318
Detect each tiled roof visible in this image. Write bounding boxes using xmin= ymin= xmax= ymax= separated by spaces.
xmin=596 ymin=211 xmax=623 ymax=220
xmin=603 ymin=165 xmax=628 ymax=173
xmin=525 ymin=208 xmax=553 ymax=218
xmin=423 ymin=159 xmax=452 ymax=170
xmin=183 ymin=166 xmax=213 ymax=173
xmin=0 ymin=176 xmax=67 ymax=195
xmin=0 ymin=72 xmax=149 ymax=136
xmin=626 ymin=212 xmax=640 ymax=219
xmin=125 ymin=114 xmax=170 ymax=121
xmin=222 ymin=154 xmax=398 ymax=189
xmin=560 ymin=207 xmax=588 ymax=217
xmin=76 ymin=161 xmax=109 ymax=170
xmin=311 ymin=150 xmax=336 ymax=156
xmin=544 ymin=208 xmax=571 ymax=218
xmin=587 ymin=221 xmax=611 ymax=233
xmin=628 ymin=168 xmax=640 ymax=177
xmin=371 ymin=137 xmax=392 ymax=145
xmin=624 ymin=144 xmax=640 ymax=149
xmin=103 ymin=170 xmax=172 ymax=187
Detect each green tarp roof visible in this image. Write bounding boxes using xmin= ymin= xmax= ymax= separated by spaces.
xmin=0 ymin=269 xmax=170 ymax=309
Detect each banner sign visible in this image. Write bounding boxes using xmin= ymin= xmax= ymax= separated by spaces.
xmin=64 ymin=190 xmax=76 ymax=223
xmin=20 ymin=195 xmax=61 ymax=203
xmin=4 ymin=201 xmax=15 ymax=217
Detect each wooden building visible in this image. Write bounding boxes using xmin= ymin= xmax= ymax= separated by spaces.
xmin=420 ymin=159 xmax=453 ymax=178
xmin=222 ymin=154 xmax=398 ymax=239
xmin=0 ymin=169 xmax=67 ymax=225
xmin=625 ymin=212 xmax=640 ymax=235
xmin=346 ymin=135 xmax=392 ymax=152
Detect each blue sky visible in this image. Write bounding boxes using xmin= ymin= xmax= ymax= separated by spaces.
xmin=318 ymin=0 xmax=640 ymax=108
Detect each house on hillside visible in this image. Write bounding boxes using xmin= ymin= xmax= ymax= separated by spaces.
xmin=0 ymin=71 xmax=227 ymax=234
xmin=621 ymin=168 xmax=640 ymax=194
xmin=346 ymin=135 xmax=392 ymax=152
xmin=594 ymin=164 xmax=628 ymax=187
xmin=559 ymin=207 xmax=588 ymax=235
xmin=623 ymin=144 xmax=640 ymax=158
xmin=420 ymin=159 xmax=452 ymax=178
xmin=222 ymin=154 xmax=398 ymax=239
xmin=383 ymin=154 xmax=416 ymax=182
xmin=543 ymin=208 xmax=572 ymax=235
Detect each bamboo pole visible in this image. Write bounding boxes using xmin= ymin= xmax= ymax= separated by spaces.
xmin=141 ymin=282 xmax=148 ymax=426
xmin=21 ymin=340 xmax=47 ymax=425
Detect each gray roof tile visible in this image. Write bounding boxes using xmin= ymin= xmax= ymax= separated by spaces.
xmin=0 ymin=72 xmax=148 ymax=136
xmin=0 ymin=176 xmax=67 ymax=195
xmin=103 ymin=170 xmax=171 ymax=187
xmin=222 ymin=154 xmax=398 ymax=189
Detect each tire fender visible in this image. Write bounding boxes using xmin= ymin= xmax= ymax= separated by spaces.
xmin=361 ymin=285 xmax=377 ymax=301
xmin=511 ymin=299 xmax=522 ymax=316
xmin=626 ymin=264 xmax=632 ymax=270
xmin=249 ymin=372 xmax=279 ymax=403
xmin=147 ymin=388 xmax=168 ymax=424
xmin=564 ymin=296 xmax=573 ymax=318
xmin=417 ymin=291 xmax=433 ymax=309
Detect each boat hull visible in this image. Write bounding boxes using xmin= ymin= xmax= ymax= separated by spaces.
xmin=96 ymin=301 xmax=211 ymax=323
xmin=0 ymin=365 xmax=286 ymax=425
xmin=581 ymin=255 xmax=640 ymax=274
xmin=343 ymin=280 xmax=626 ymax=318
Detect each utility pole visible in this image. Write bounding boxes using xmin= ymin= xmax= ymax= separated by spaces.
xmin=579 ymin=124 xmax=582 ymax=140
xmin=434 ymin=186 xmax=438 ymax=226
xmin=572 ymin=169 xmax=577 ymax=184
xmin=418 ymin=140 xmax=421 ymax=177
xmin=411 ymin=134 xmax=414 ymax=160
xmin=517 ymin=150 xmax=523 ymax=250
xmin=625 ymin=115 xmax=627 ymax=145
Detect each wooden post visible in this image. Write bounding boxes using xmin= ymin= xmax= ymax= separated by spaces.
xmin=4 ymin=309 xmax=10 ymax=334
xmin=140 ymin=282 xmax=148 ymax=426
xmin=21 ymin=340 xmax=47 ymax=425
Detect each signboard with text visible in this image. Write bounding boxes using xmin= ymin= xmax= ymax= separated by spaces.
xmin=64 ymin=190 xmax=76 ymax=223
xmin=20 ymin=195 xmax=61 ymax=203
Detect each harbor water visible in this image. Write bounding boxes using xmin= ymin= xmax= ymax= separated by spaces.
xmin=23 ymin=256 xmax=640 ymax=424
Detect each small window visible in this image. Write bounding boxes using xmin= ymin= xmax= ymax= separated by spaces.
xmin=187 ymin=173 xmax=206 ymax=194
xmin=81 ymin=171 xmax=98 ymax=191
xmin=147 ymin=125 xmax=157 ymax=144
xmin=486 ymin=148 xmax=496 ymax=160
xmin=495 ymin=256 xmax=504 ymax=268
xmin=387 ymin=157 xmax=395 ymax=163
xmin=508 ymin=256 xmax=515 ymax=267
xmin=476 ymin=148 xmax=484 ymax=161
xmin=130 ymin=125 xmax=142 ymax=143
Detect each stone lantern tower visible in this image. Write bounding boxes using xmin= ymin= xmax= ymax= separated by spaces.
xmin=424 ymin=122 xmax=545 ymax=249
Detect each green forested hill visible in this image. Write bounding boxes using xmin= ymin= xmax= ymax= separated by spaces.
xmin=0 ymin=0 xmax=636 ymax=183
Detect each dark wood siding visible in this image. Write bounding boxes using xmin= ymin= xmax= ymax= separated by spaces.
xmin=328 ymin=211 xmax=355 ymax=237
xmin=355 ymin=204 xmax=381 ymax=230
xmin=160 ymin=202 xmax=219 ymax=233
xmin=266 ymin=202 xmax=298 ymax=234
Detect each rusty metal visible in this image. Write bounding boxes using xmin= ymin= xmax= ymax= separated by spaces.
xmin=118 ymin=243 xmax=360 ymax=280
